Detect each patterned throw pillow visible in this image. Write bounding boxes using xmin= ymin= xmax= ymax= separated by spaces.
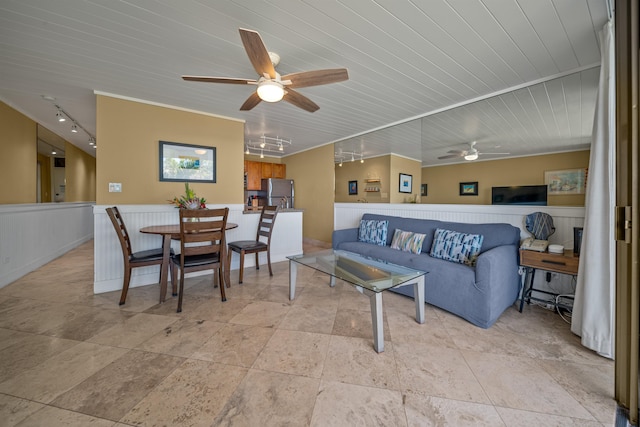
xmin=358 ymin=220 xmax=389 ymax=246
xmin=429 ymin=228 xmax=484 ymax=266
xmin=390 ymin=229 xmax=427 ymax=254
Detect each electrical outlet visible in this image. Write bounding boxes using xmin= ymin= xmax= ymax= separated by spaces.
xmin=108 ymin=183 xmax=122 ymax=193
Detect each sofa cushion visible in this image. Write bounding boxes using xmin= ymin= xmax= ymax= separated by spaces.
xmin=360 ymin=214 xmax=520 ymax=254
xmin=430 ymin=228 xmax=484 ymax=266
xmin=390 ymin=229 xmax=426 ymax=254
xmin=358 ymin=219 xmax=389 ymax=246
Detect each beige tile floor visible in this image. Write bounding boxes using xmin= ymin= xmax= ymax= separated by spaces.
xmin=0 ymin=241 xmax=616 ymax=426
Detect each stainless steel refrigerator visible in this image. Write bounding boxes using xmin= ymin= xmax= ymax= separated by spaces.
xmin=259 ymin=178 xmax=294 ymax=209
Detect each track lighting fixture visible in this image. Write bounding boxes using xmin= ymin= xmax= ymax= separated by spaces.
xmin=260 ymin=149 xmax=264 ymax=159
xmin=245 ymin=135 xmax=291 ymax=156
xmin=334 ymin=149 xmax=364 ymax=166
xmin=43 ymin=97 xmax=96 ymax=147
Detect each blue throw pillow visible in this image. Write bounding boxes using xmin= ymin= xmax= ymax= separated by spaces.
xmin=429 ymin=228 xmax=484 ymax=266
xmin=358 ymin=220 xmax=389 ymax=246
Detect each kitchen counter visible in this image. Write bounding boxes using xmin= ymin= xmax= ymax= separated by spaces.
xmin=243 ymin=208 xmax=304 ymax=214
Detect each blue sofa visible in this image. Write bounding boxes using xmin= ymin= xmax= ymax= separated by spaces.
xmin=332 ymin=213 xmax=521 ymax=328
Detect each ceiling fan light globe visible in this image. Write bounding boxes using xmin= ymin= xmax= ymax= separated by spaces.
xmin=464 ymin=153 xmax=478 ymax=161
xmin=257 ymin=80 xmax=284 ymax=102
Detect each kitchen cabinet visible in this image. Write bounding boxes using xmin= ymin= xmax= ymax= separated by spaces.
xmin=245 ymin=160 xmax=262 ymax=190
xmin=261 ymin=162 xmax=273 ymax=179
xmin=272 ymin=163 xmax=286 ymax=178
xmin=245 ymin=160 xmax=286 ymax=190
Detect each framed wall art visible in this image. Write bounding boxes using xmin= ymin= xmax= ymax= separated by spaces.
xmin=459 ymin=181 xmax=478 ymax=196
xmin=159 ymin=141 xmax=216 ymax=183
xmin=399 ymin=173 xmax=412 ymax=193
xmin=544 ymin=168 xmax=586 ymax=194
xmin=348 ymin=180 xmax=358 ymax=195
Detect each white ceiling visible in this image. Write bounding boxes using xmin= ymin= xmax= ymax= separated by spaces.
xmin=0 ymin=0 xmax=609 ymax=166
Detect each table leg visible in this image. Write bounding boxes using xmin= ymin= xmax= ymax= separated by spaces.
xmin=519 ymin=267 xmax=535 ymax=312
xmin=368 ymin=292 xmax=384 ymax=353
xmin=289 ymin=261 xmax=297 ymax=300
xmin=159 ymin=234 xmax=171 ymax=303
xmin=223 ymin=243 xmax=232 ymax=288
xmin=413 ymin=276 xmax=425 ymax=324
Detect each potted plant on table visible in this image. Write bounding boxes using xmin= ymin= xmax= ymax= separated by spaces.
xmin=169 ymin=183 xmax=207 ymax=209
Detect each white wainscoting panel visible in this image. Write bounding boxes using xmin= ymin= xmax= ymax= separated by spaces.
xmin=0 ymin=203 xmax=94 ymax=288
xmin=334 ymin=203 xmax=585 ymax=298
xmin=94 ymin=205 xmax=302 ymax=294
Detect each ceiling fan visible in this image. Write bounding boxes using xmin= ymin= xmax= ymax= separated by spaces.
xmin=182 ymin=28 xmax=349 ymax=113
xmin=438 ymin=141 xmax=510 ymax=161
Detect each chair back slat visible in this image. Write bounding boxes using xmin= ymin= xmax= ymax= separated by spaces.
xmin=255 ymin=206 xmax=278 ymax=243
xmin=106 ymin=206 xmax=133 ymax=258
xmin=179 ymin=208 xmax=229 ymax=259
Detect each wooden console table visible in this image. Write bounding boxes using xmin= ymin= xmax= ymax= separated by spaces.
xmin=519 ymin=249 xmax=579 ymax=312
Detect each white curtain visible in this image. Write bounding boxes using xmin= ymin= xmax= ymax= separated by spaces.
xmin=571 ymin=20 xmax=616 ymax=359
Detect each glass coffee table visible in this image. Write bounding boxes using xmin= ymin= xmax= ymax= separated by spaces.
xmin=287 ymin=249 xmax=427 ymax=353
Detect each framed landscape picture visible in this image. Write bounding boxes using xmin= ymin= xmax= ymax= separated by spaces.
xmin=159 ymin=141 xmax=216 ymax=183
xmin=459 ymin=181 xmax=478 ymax=196
xmin=545 ymin=168 xmax=586 ymax=194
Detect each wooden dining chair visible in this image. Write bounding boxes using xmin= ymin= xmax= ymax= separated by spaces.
xmin=105 ymin=206 xmax=173 ymax=305
xmin=171 ymin=207 xmax=229 ymax=313
xmin=227 ymin=205 xmax=278 ymax=284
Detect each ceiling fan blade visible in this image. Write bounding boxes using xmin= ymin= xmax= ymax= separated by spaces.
xmin=283 ymin=88 xmax=319 ymax=112
xmin=182 ymin=76 xmax=256 ymax=84
xmin=239 ymin=92 xmax=262 ymax=111
xmin=446 ymin=149 xmax=466 ymax=155
xmin=480 ymin=152 xmax=510 ymax=155
xmin=438 ymin=154 xmax=463 ymax=160
xmin=282 ymin=69 xmax=349 ymax=88
xmin=239 ymin=28 xmax=276 ymax=79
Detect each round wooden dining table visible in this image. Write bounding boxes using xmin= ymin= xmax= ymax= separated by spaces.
xmin=140 ymin=223 xmax=238 ymax=303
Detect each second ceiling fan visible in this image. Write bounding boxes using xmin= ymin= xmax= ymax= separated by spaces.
xmin=438 ymin=141 xmax=510 ymax=161
xmin=182 ymin=28 xmax=349 ymax=113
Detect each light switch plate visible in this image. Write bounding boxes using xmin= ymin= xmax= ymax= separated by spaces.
xmin=109 ymin=183 xmax=122 ymax=193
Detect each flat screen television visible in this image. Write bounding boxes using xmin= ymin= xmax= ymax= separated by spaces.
xmin=491 ymin=185 xmax=548 ymax=206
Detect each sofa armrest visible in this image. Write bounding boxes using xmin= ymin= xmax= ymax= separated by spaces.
xmin=332 ymin=228 xmax=359 ymax=249
xmin=475 ymin=245 xmax=520 ymax=292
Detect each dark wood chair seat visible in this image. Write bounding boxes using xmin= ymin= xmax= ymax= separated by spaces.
xmin=227 ymin=240 xmax=268 ymax=251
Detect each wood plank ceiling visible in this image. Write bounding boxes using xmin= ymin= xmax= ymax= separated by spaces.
xmin=0 ymin=0 xmax=609 ymax=165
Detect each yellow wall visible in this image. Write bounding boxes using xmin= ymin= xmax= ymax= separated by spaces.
xmin=96 ymin=95 xmax=245 ymax=204
xmin=422 ymin=150 xmax=590 ymax=206
xmin=335 ymin=154 xmax=422 ymax=204
xmin=335 ymin=155 xmax=391 ymax=202
xmin=284 ymin=144 xmax=334 ymax=243
xmin=390 ymin=156 xmax=422 ymax=203
xmin=0 ymin=101 xmax=37 ymax=203
xmin=65 ymin=142 xmax=96 ymax=202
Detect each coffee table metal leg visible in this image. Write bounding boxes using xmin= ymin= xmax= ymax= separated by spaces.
xmin=289 ymin=260 xmax=297 ymax=300
xmin=414 ymin=276 xmax=425 ymax=324
xmin=368 ymin=291 xmax=384 ymax=353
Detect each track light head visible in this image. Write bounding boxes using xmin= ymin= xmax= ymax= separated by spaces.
xmin=56 ymin=111 xmax=65 ymax=122
xmin=71 ymin=124 xmax=78 ymax=133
